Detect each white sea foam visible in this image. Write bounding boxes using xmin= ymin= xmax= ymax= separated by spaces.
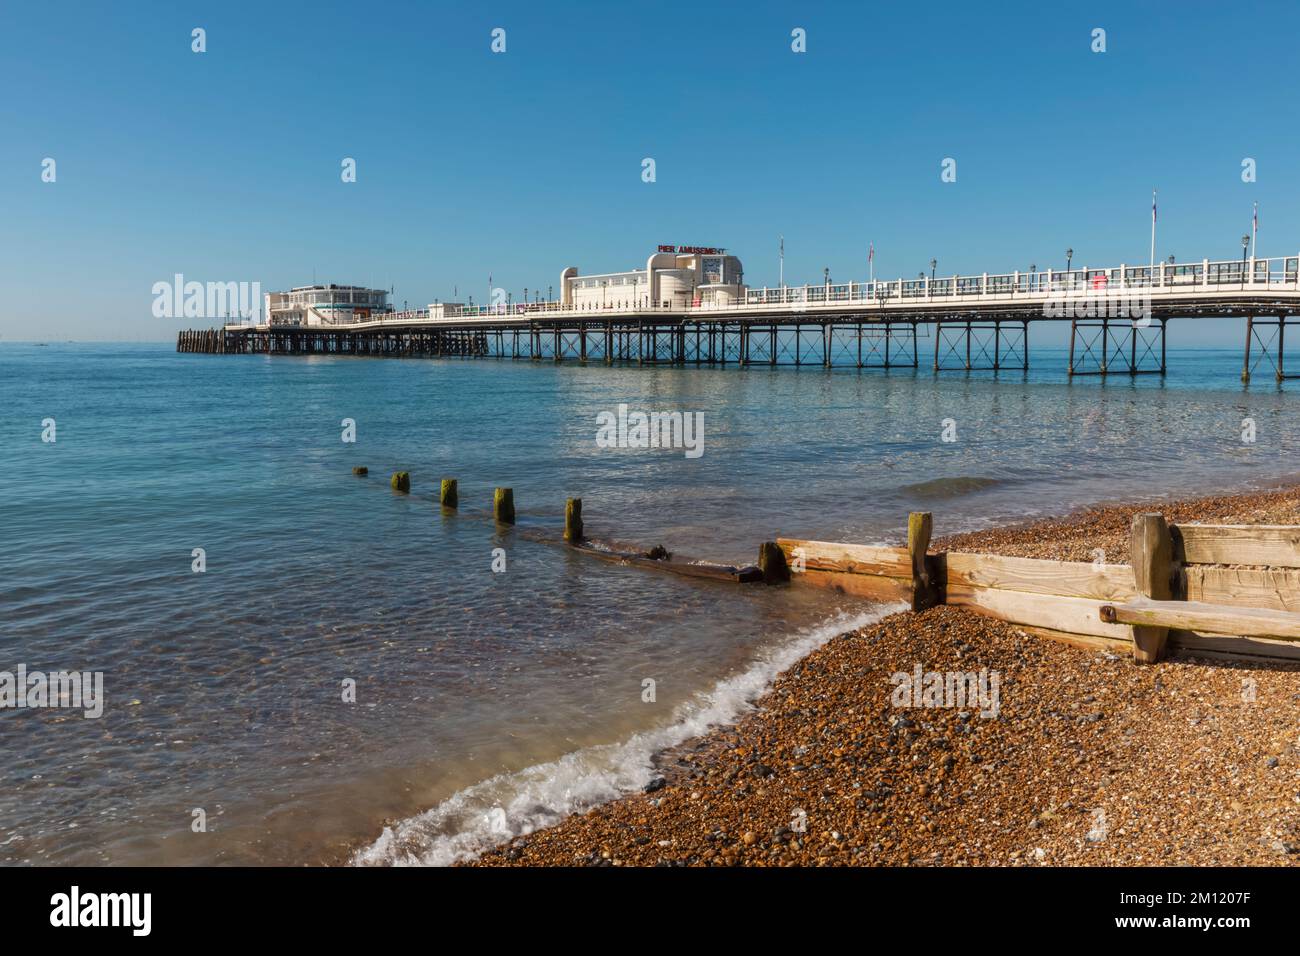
xmin=351 ymin=605 xmax=901 ymax=867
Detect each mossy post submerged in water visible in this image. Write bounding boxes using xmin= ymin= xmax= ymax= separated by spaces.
xmin=441 ymin=478 xmax=458 ymax=508
xmin=494 ymin=487 xmax=515 ymax=524
xmin=391 ymin=471 xmax=411 ymax=493
xmin=758 ymin=541 xmax=790 ymax=584
xmin=352 ymin=466 xmax=368 ymax=477
xmin=564 ymin=498 xmax=583 ymax=543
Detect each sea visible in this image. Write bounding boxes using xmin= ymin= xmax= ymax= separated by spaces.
xmin=2 ymin=342 xmax=1296 ymax=865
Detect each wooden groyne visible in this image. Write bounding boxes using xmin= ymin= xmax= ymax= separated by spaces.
xmin=350 ymin=465 xmax=1300 ymax=662
xmin=777 ymin=511 xmax=1300 ymax=663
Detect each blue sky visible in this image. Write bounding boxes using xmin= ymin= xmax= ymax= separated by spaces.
xmin=2 ymin=0 xmax=1296 ymax=342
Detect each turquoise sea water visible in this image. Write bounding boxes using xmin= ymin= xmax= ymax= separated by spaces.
xmin=2 ymin=343 xmax=1297 ymax=865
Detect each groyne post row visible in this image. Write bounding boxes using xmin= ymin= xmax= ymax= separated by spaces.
xmin=367 ymin=468 xmax=759 ymax=582
xmin=779 ymin=511 xmax=1300 ymax=664
xmin=354 ymin=468 xmax=1300 ymax=661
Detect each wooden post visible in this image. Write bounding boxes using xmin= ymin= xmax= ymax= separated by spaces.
xmin=564 ymin=497 xmax=583 ymax=543
xmin=758 ymin=541 xmax=790 ymax=584
xmin=494 ymin=487 xmax=515 ymax=524
xmin=908 ymin=511 xmax=941 ymax=611
xmin=390 ymin=471 xmax=410 ymax=493
xmin=352 ymin=466 xmax=368 ymax=476
xmin=1130 ymin=512 xmax=1173 ymax=663
xmin=440 ymin=478 xmax=458 ymax=508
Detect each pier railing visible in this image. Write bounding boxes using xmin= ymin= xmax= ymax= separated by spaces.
xmin=223 ymin=255 xmax=1300 ymax=331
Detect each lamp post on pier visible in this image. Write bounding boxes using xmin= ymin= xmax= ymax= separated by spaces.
xmin=1242 ymin=235 xmax=1250 ymax=289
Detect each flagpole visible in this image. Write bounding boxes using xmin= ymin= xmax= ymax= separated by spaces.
xmin=1252 ymin=201 xmax=1258 ymax=258
xmin=1149 ymin=188 xmax=1157 ymax=274
xmin=779 ymin=235 xmax=784 ymax=288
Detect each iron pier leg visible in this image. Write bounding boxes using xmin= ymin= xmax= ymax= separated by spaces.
xmin=1278 ymin=316 xmax=1286 ymax=381
xmin=1242 ymin=315 xmax=1253 ymax=383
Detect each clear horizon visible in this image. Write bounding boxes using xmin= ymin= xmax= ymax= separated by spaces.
xmin=3 ymin=0 xmax=1296 ymax=345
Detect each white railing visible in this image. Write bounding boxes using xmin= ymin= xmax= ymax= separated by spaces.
xmin=233 ymin=255 xmax=1300 ymax=331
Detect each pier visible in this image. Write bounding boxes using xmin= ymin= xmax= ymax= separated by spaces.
xmin=180 ymin=254 xmax=1300 ymax=381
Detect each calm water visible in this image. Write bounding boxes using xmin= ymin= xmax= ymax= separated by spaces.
xmin=2 ymin=342 xmax=1297 ymax=865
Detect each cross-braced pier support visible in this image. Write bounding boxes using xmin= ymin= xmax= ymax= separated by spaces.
xmin=1067 ymin=318 xmax=1166 ymax=377
xmin=932 ymin=320 xmax=1028 ymax=372
xmin=1241 ymin=315 xmax=1300 ymax=382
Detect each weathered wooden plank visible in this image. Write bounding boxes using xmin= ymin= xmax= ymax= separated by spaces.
xmin=793 ymin=568 xmax=913 ymax=603
xmin=947 ymin=583 xmax=1133 ymax=640
xmin=573 ymin=544 xmax=761 ymax=583
xmin=1100 ymin=597 xmax=1300 ymax=641
xmin=945 ymin=552 xmax=1137 ymax=601
xmin=775 ymin=538 xmax=911 ymax=578
xmin=1178 ymin=524 xmax=1300 ymax=568
xmin=1016 ymin=624 xmax=1132 ymax=655
xmin=1185 ymin=566 xmax=1300 ymax=611
xmin=1168 ymin=629 xmax=1300 ymax=662
xmin=1130 ymin=512 xmax=1174 ymax=663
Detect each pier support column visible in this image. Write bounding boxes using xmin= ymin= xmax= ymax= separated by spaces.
xmin=1241 ymin=314 xmax=1254 ymax=384
xmin=1278 ymin=315 xmax=1286 ymax=382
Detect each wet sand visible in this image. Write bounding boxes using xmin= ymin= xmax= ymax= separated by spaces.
xmin=471 ymin=486 xmax=1300 ymax=867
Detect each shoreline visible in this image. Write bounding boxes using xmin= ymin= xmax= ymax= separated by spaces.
xmin=468 ymin=484 xmax=1300 ymax=867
